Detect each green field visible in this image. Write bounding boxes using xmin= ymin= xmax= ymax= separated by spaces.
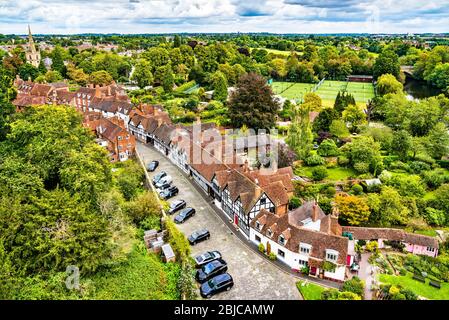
xmin=378 ymin=272 xmax=449 ymax=300
xmin=296 ymin=281 xmax=326 ymax=300
xmin=272 ymin=80 xmax=375 ymax=105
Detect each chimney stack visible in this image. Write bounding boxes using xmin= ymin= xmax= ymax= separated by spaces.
xmin=311 ymin=202 xmax=319 ymax=222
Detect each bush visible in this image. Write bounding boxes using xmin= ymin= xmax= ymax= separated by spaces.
xmin=317 ymin=139 xmax=339 ymax=157
xmin=269 ymin=252 xmax=277 ymax=260
xmin=258 ymin=243 xmax=265 ymax=253
xmin=342 ymin=276 xmax=365 ymax=298
xmin=351 ymin=184 xmax=363 ymax=195
xmin=408 ymin=161 xmax=431 ymax=174
xmin=365 ymin=241 xmax=379 ymax=253
xmin=311 ymin=166 xmax=328 ymax=181
xmin=304 ymin=154 xmax=326 ymax=166
xmin=337 ymin=155 xmax=350 ymax=166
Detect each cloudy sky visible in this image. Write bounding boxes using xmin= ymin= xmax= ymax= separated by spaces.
xmin=1 ymin=0 xmax=448 ymax=34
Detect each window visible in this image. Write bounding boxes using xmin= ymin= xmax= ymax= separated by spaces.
xmin=278 ymin=235 xmax=285 ymax=245
xmin=326 ymin=251 xmax=338 ymax=262
xmin=298 ymin=260 xmax=308 ymax=267
xmin=255 ymin=221 xmax=261 ymax=231
xmin=278 ymin=249 xmax=285 ymax=258
xmin=255 ymin=235 xmax=261 ymax=243
xmin=260 ymin=198 xmax=266 ymax=205
xmin=269 ymin=207 xmax=275 ymax=213
xmin=427 ymin=247 xmax=435 ymax=252
xmin=300 ymin=246 xmax=310 ymax=255
xmin=267 ymin=229 xmax=273 ymax=238
xmin=118 ymin=136 xmax=123 ymax=141
xmin=118 ymin=146 xmax=123 ymax=150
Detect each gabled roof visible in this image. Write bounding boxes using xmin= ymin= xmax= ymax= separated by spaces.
xmin=341 ymin=226 xmax=439 ymax=248
xmin=252 ymin=208 xmax=348 ymax=266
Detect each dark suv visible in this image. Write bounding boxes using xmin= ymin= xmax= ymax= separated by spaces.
xmin=174 ymin=207 xmax=196 ymax=224
xmin=195 ymin=259 xmax=228 ymax=283
xmin=200 ymin=273 xmax=234 ymax=298
xmin=188 ymin=229 xmax=210 ymax=245
xmin=168 ymin=200 xmax=187 ymax=215
xmin=159 ymin=186 xmax=179 ymax=200
xmin=147 ymin=161 xmax=159 ymax=172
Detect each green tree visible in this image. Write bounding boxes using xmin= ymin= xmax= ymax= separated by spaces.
xmin=51 ymin=45 xmax=67 ymax=76
xmin=329 ymin=120 xmax=350 ymax=139
xmin=229 ymin=72 xmax=280 ymax=130
xmin=317 ymin=139 xmax=339 ymax=157
xmin=368 ymin=187 xmax=411 ymax=226
xmin=286 ymin=102 xmax=313 ymax=160
xmin=377 ymin=73 xmax=403 ymax=95
xmin=313 ymin=108 xmax=338 ymax=133
xmin=373 ymin=50 xmax=401 ymax=80
xmin=342 ymin=104 xmax=366 ymax=132
xmin=211 ymin=71 xmax=228 ymax=103
xmin=391 ymin=130 xmax=412 ymax=160
xmin=131 ymin=59 xmax=154 ymax=89
xmin=424 ymin=122 xmax=449 ymax=159
xmin=89 ymin=70 xmax=113 ymax=85
xmin=343 ymin=136 xmax=383 ymax=174
xmin=18 ymin=63 xmax=39 ymax=81
xmin=0 ymin=65 xmax=16 ymax=141
xmin=44 ymin=70 xmax=63 ymax=83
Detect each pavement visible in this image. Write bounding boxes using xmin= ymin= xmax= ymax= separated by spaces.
xmin=358 ymin=253 xmax=374 ymax=300
xmin=136 ymin=142 xmax=302 ymax=300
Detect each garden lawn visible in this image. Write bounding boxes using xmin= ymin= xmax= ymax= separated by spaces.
xmin=296 ymin=166 xmax=357 ymax=182
xmin=296 ymin=281 xmax=326 ymax=300
xmin=378 ymin=272 xmax=449 ymax=300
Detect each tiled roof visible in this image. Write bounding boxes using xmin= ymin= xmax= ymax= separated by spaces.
xmin=288 ymin=201 xmax=326 ymax=226
xmin=252 ymin=208 xmax=348 ymax=265
xmin=30 ymin=84 xmax=53 ymax=96
xmin=341 ymin=226 xmax=439 ymax=248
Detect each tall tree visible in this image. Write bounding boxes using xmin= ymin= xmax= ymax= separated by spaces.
xmin=228 ymin=72 xmax=280 ymax=130
xmin=373 ymin=50 xmax=401 ymax=80
xmin=131 ymin=60 xmax=154 ymax=89
xmin=0 ymin=65 xmax=16 ymax=141
xmin=211 ymin=71 xmax=228 ymax=103
xmin=286 ymin=102 xmax=314 ymax=160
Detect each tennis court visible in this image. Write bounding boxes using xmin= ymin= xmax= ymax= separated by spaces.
xmin=271 ymin=80 xmax=375 ymax=104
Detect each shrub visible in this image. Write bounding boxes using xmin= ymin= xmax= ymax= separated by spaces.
xmin=337 ymin=155 xmax=350 ymax=166
xmin=365 ymin=241 xmax=379 ymax=253
xmin=353 ymin=162 xmax=370 ymax=174
xmin=311 ymin=166 xmax=328 ymax=181
xmin=301 ymin=266 xmax=309 ymax=275
xmin=258 ymin=243 xmax=265 ymax=253
xmin=408 ymin=161 xmax=431 ymax=174
xmin=304 ymin=154 xmax=326 ymax=166
xmin=342 ymin=276 xmax=365 ymax=298
xmin=322 ymin=261 xmax=336 ymax=272
xmin=317 ymin=139 xmax=339 ymax=157
xmin=269 ymin=252 xmax=277 ymax=260
xmin=351 ymin=184 xmax=363 ymax=195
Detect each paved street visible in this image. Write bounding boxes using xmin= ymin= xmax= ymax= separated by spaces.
xmin=137 ymin=142 xmax=301 ymax=300
xmin=358 ymin=253 xmax=374 ymax=300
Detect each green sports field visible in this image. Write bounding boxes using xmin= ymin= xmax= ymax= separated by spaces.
xmin=272 ymin=80 xmax=375 ymax=105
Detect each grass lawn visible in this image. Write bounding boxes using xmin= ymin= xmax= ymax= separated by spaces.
xmin=272 ymin=80 xmax=374 ymax=104
xmin=295 ymin=166 xmax=357 ymax=182
xmin=378 ymin=272 xmax=449 ymax=300
xmin=414 ymin=229 xmax=438 ymax=237
xmin=296 ymin=281 xmax=326 ymax=300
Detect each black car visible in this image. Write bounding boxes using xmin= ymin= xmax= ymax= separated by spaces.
xmin=168 ymin=200 xmax=187 ymax=215
xmin=159 ymin=186 xmax=179 ymax=200
xmin=147 ymin=161 xmax=159 ymax=172
xmin=194 ymin=251 xmax=222 ymax=268
xmin=195 ymin=259 xmax=228 ymax=283
xmin=188 ymin=229 xmax=210 ymax=245
xmin=200 ymin=273 xmax=234 ymax=298
xmin=152 ymin=171 xmax=167 ymax=185
xmin=174 ymin=207 xmax=196 ymax=224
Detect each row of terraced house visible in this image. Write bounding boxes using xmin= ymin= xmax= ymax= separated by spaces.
xmin=12 ymin=77 xmax=440 ymax=282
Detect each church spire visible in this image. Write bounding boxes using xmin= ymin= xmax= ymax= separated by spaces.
xmin=25 ymin=25 xmax=41 ymax=68
xmin=28 ymin=25 xmax=36 ymax=53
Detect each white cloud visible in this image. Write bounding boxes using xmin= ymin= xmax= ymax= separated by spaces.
xmin=0 ymin=0 xmax=448 ymax=34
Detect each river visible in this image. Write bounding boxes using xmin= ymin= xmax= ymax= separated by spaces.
xmin=404 ymin=76 xmax=442 ymax=100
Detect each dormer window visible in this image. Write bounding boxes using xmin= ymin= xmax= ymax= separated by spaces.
xmin=267 ymin=229 xmax=273 ymax=238
xmin=326 ymin=249 xmax=339 ymax=262
xmin=300 ymin=243 xmax=311 ymax=255
xmin=278 ymin=235 xmax=285 ymax=245
xmin=255 ymin=221 xmax=261 ymax=231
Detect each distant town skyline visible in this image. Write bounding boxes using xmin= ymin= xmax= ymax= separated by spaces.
xmin=1 ymin=0 xmax=449 ymax=35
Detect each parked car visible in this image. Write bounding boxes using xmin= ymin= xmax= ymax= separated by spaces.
xmin=195 ymin=259 xmax=228 ymax=283
xmin=174 ymin=207 xmax=196 ymax=224
xmin=152 ymin=171 xmax=167 ymax=185
xmin=155 ymin=175 xmax=172 ymax=189
xmin=168 ymin=200 xmax=187 ymax=215
xmin=200 ymin=273 xmax=234 ymax=298
xmin=147 ymin=160 xmax=159 ymax=172
xmin=188 ymin=229 xmax=210 ymax=245
xmin=159 ymin=186 xmax=179 ymax=200
xmin=194 ymin=251 xmax=222 ymax=268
